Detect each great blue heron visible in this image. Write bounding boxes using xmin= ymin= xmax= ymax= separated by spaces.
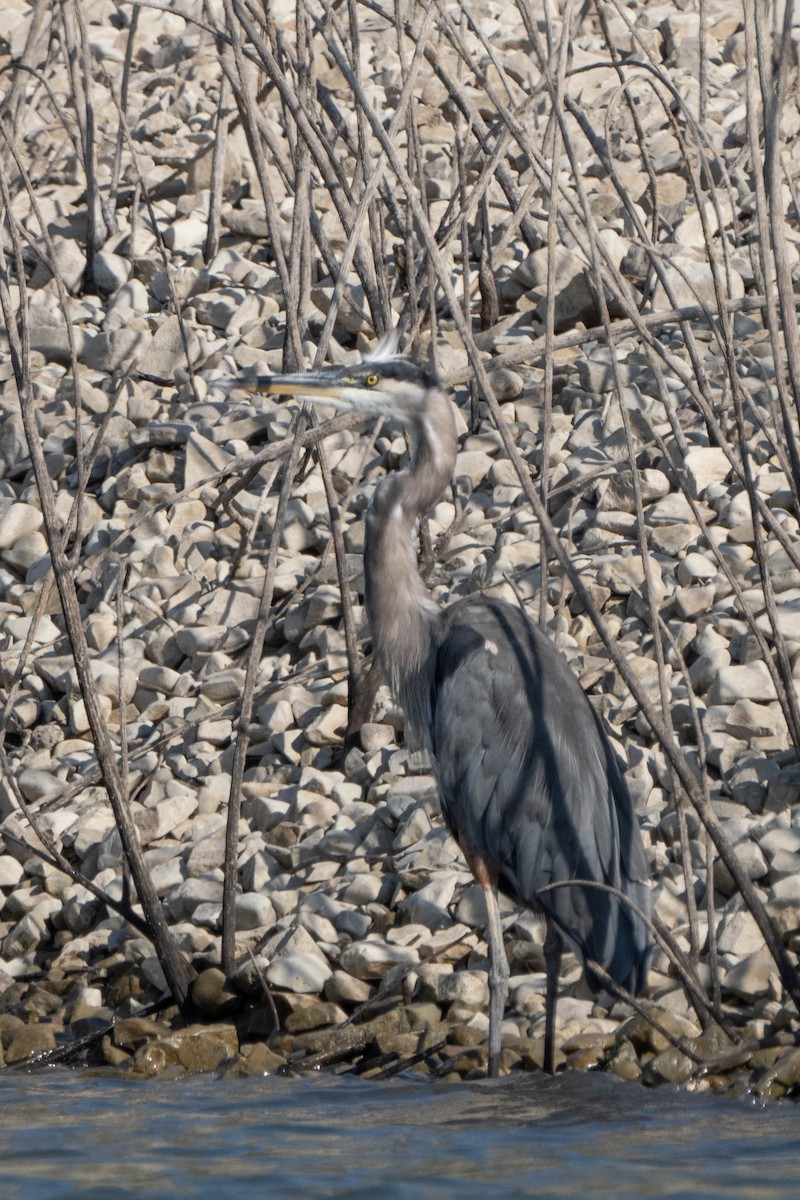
xmin=247 ymin=346 xmax=652 ymax=1076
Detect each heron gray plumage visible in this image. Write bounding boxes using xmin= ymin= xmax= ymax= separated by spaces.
xmin=247 ymin=347 xmax=652 ymax=1076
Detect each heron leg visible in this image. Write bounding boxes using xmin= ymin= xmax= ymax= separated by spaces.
xmin=543 ymin=919 xmax=563 ymax=1075
xmin=482 ymin=881 xmax=509 ymax=1079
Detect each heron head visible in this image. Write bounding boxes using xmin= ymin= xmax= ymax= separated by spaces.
xmin=238 ymin=342 xmax=440 ymax=425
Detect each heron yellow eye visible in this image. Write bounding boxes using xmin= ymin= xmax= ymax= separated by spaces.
xmin=366 ymin=374 xmax=379 ymax=387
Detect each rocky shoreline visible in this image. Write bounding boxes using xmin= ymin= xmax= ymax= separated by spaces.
xmin=1 ymin=0 xmax=800 ymax=1099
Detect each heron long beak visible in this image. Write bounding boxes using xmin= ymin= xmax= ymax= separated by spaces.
xmin=239 ymin=367 xmax=392 ymax=416
xmin=241 ymin=368 xmax=348 ymax=403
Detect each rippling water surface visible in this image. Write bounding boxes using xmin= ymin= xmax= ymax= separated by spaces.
xmin=1 ymin=1069 xmax=798 ymax=1200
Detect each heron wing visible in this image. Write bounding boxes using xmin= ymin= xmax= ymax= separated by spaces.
xmin=428 ymin=597 xmax=651 ymax=993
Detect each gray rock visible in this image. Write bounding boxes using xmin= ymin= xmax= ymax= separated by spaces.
xmin=683 ymin=447 xmax=731 ymax=497
xmin=339 ymin=938 xmax=420 ymax=980
xmin=94 ymin=252 xmax=131 ymax=292
xmin=235 ymin=893 xmax=276 ymax=931
xmin=138 ymin=315 xmax=202 ymax=382
xmin=722 ymin=948 xmax=779 ymax=999
xmin=265 ymin=952 xmax=333 ymax=993
xmin=709 ymin=662 xmax=778 ymax=704
xmin=0 ymin=501 xmax=41 ymax=549
xmin=83 ymin=326 xmax=151 ymax=372
xmin=29 ymin=234 xmax=86 ymax=291
xmin=166 ymin=878 xmax=224 ymax=922
xmin=184 ymin=432 xmax=233 ymax=488
xmin=2 ymin=531 xmax=48 ymax=572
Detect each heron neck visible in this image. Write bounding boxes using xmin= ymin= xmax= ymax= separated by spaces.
xmin=363 ymin=392 xmax=457 ymax=697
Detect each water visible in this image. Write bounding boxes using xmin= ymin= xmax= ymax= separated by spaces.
xmin=1 ymin=1069 xmax=798 ymax=1200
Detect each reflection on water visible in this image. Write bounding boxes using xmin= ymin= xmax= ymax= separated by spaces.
xmin=1 ymin=1068 xmax=798 ymax=1200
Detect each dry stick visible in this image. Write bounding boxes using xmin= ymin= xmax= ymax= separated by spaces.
xmin=477 ymin=193 xmax=498 ymax=336
xmin=415 ymin=1 xmax=554 ymax=275
xmin=314 ymin=81 xmax=406 ymax=244
xmin=729 ymin=353 xmax=800 ymax=754
xmin=2 ymin=110 xmax=193 ymax=579
xmin=323 ymin=33 xmax=800 ymax=1014
xmin=245 ymin=947 xmax=280 ymax=1033
xmin=388 ymin=58 xmax=543 ymax=308
xmin=536 ymin=0 xmax=570 ymax=633
xmin=705 ymin=825 xmax=722 ymax=1014
xmin=204 ymin=72 xmax=232 ymax=263
xmin=0 ymin=0 xmax=50 ymax=134
xmin=221 ymin=6 xmax=303 ymax=370
xmin=231 ymin=0 xmax=384 ymax=329
xmin=449 ymin=293 xmax=800 ymax=382
xmin=226 ymin=460 xmax=281 ymax=577
xmin=0 ymin=175 xmax=194 ymax=1015
xmin=530 ymin=8 xmax=703 ymax=967
xmin=0 ymin=123 xmax=92 ymax=552
xmin=116 ymin=562 xmax=134 ymax=910
xmin=571 ymin=78 xmax=752 ymax=496
xmin=432 ymin=0 xmax=581 ymax=229
xmin=743 ymin=0 xmax=800 ymax=502
xmin=109 ymin=1 xmax=140 ymax=218
xmin=754 ymin=0 xmax=800 ymax=444
xmin=641 ymin=99 xmax=800 ymax=756
xmin=698 ymin=0 xmax=708 ymax=127
xmin=220 ymin=64 xmax=374 ymax=313
xmin=522 ymin=297 xmax=800 ymax=648
xmin=534 ymin=51 xmax=800 ymax=993
xmin=352 ymin=1039 xmax=448 ymax=1081
xmin=352 ymin=12 xmax=393 ymax=331
xmin=308 ymin=0 xmax=436 ymax=361
xmin=219 ymin=423 xmax=307 ymax=976
xmin=344 ymin=0 xmax=373 ymax=250
xmin=0 ymin=128 xmax=118 ymax=745
xmin=4 ymin=69 xmax=192 ymax=904
xmin=576 ymin=70 xmax=706 ymax=965
xmin=585 ymin=959 xmax=707 ymax=1068
xmin=593 ymin=6 xmax=665 ymax=287
xmin=60 ymin=0 xmax=104 ymax=289
xmin=644 ymin=27 xmax=800 ymax=754
xmin=98 ymin=74 xmax=202 ymax=406
xmin=0 ymin=575 xmax=56 ymax=751
xmin=546 ymin=40 xmax=739 ymax=380
xmin=361 ymin=0 xmax=542 ymax=253
xmin=633 ymin=235 xmax=794 ymax=478
xmin=691 ymin=1030 xmax=800 ymax=1080
xmin=363 ymin=64 xmax=536 ymax=342
xmin=314 ymin=437 xmax=364 ymax=751
xmin=586 ymin=2 xmax=743 ymax=266
xmin=652 ymin=396 xmax=800 ymax=754
xmin=396 ymin=15 xmax=438 ymax=369
xmin=0 ymin=62 xmax=82 ymax=177
xmin=455 ymin=122 xmax=473 ymax=409
xmin=219 ymin=9 xmax=369 ymax=950
xmin=659 ymin=598 xmax=722 ymax=971
xmin=285 ymin=0 xmax=312 ymax=361
xmin=562 ymin=86 xmax=728 ymax=388
xmin=538 ymin=877 xmax=734 ymax=1040
xmin=654 ymin=615 xmax=715 ymax=986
